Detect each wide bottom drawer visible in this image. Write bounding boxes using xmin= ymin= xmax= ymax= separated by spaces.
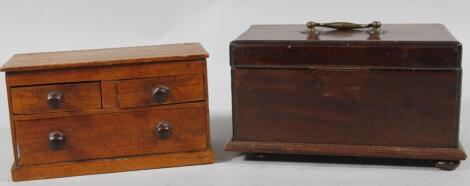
xmin=15 ymin=104 xmax=207 ymax=166
xmin=232 ymin=68 xmax=460 ymax=148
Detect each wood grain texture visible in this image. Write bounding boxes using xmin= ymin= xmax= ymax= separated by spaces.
xmin=13 ymin=102 xmax=205 ymax=121
xmin=6 ymin=60 xmax=206 ymax=86
xmin=6 ymin=80 xmax=19 ymax=165
xmin=228 ymin=23 xmax=465 ymax=168
xmin=230 ymin=42 xmax=461 ymax=68
xmin=4 ymin=44 xmax=212 ymax=181
xmin=202 ymin=63 xmax=212 ymax=148
xmin=11 ymin=82 xmax=101 ymax=114
xmin=15 ymin=104 xmax=207 ymax=165
xmin=12 ymin=148 xmax=215 ymax=182
xmin=235 ymin=24 xmax=458 ymax=42
xmin=118 ymin=74 xmax=204 ymax=108
xmin=101 ymin=81 xmax=120 ymax=109
xmin=1 ymin=43 xmax=208 ymax=72
xmin=225 ymin=140 xmax=467 ymax=161
xmin=231 ymin=24 xmax=461 ymax=68
xmin=232 ymin=69 xmax=460 ymax=148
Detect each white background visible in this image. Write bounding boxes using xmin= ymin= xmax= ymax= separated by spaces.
xmin=1 ymin=0 xmax=470 ymax=185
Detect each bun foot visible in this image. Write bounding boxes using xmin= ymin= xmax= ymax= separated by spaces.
xmin=435 ymin=160 xmax=460 ymax=171
xmin=255 ymin=154 xmax=267 ymax=159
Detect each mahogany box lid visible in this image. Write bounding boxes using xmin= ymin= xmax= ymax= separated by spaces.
xmin=1 ymin=42 xmax=209 ymax=72
xmin=230 ymin=24 xmax=461 ymax=69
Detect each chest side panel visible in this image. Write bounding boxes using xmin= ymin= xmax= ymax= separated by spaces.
xmin=232 ymin=68 xmax=460 ymax=148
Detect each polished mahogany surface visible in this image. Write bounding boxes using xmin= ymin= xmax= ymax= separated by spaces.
xmin=235 ymin=24 xmax=457 ymax=42
xmin=227 ymin=23 xmax=466 ymax=169
xmin=231 ymin=24 xmax=461 ymax=68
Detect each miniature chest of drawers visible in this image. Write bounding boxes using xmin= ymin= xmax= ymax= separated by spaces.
xmin=1 ymin=43 xmax=214 ymax=181
xmin=225 ymin=22 xmax=467 ymax=170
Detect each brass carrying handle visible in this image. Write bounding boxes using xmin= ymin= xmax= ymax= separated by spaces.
xmin=306 ymin=21 xmax=382 ymax=34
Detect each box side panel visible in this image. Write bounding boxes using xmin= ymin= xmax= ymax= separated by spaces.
xmin=5 ymin=73 xmax=19 ymax=166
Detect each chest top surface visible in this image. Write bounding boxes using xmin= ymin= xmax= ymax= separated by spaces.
xmin=230 ymin=24 xmax=461 ymax=69
xmin=1 ymin=42 xmax=208 ymax=72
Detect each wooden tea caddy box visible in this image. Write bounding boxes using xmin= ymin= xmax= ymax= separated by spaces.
xmin=1 ymin=43 xmax=214 ymax=181
xmin=225 ymin=21 xmax=467 ymax=170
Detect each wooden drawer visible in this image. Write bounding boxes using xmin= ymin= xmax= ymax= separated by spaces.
xmin=11 ymin=82 xmax=101 ymax=115
xmin=118 ymin=74 xmax=205 ymax=108
xmin=15 ymin=104 xmax=207 ymax=165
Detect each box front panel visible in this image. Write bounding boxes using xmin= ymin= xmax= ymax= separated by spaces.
xmin=232 ymin=68 xmax=460 ymax=148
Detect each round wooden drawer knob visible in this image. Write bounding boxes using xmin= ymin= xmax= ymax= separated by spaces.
xmin=156 ymin=121 xmax=172 ymax=139
xmin=48 ymin=131 xmax=65 ymax=151
xmin=47 ymin=91 xmax=64 ymax=109
xmin=152 ymin=85 xmax=170 ymax=103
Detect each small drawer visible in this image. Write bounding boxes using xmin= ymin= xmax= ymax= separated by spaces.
xmin=15 ymin=104 xmax=207 ymax=165
xmin=118 ymin=74 xmax=205 ymax=108
xmin=11 ymin=82 xmax=101 ymax=115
